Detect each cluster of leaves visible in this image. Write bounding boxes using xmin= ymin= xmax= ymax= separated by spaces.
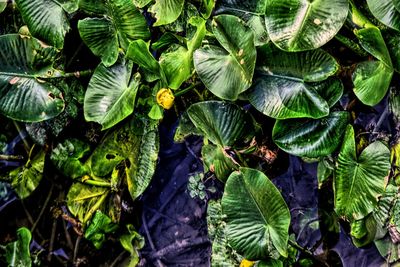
xmin=1 ymin=0 xmax=400 ymax=265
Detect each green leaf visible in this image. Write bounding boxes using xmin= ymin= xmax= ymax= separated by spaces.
xmin=200 ymin=0 xmax=215 ymax=19
xmin=246 ymin=46 xmax=339 ymax=119
xmin=215 ymin=0 xmax=268 ymax=46
xmin=2 ymin=149 xmax=45 ymax=199
xmin=78 ymin=0 xmax=150 ymax=66
xmin=4 ymin=227 xmax=32 ymax=267
xmin=355 ymin=27 xmax=392 ymax=68
xmin=187 ymin=101 xmax=254 ymax=147
xmin=15 ymin=0 xmax=70 ymax=48
xmin=334 ymin=125 xmax=391 ymax=221
xmin=174 ymin=111 xmax=203 ymax=142
xmin=133 ymin=0 xmax=153 ymax=8
xmin=120 ymin=224 xmax=145 ymax=267
xmin=0 ymin=34 xmax=65 ymax=122
xmin=67 ymin=181 xmax=111 ymax=224
xmin=265 ymin=0 xmax=349 ymax=51
xmin=202 ymin=144 xmax=238 ymax=182
xmin=273 ymin=112 xmax=349 ymax=158
xmin=85 ymin=210 xmax=118 ymax=249
xmin=150 ymin=0 xmax=185 ymax=26
xmin=367 ymin=0 xmax=400 ymax=32
xmin=352 ymin=60 xmax=393 ymax=106
xmin=222 ymin=167 xmax=290 ymax=259
xmin=160 ymin=17 xmax=206 ymax=89
xmin=84 ymin=58 xmax=140 ymax=130
xmin=127 ymin=40 xmax=163 ymax=83
xmin=50 ymin=139 xmax=91 ymax=179
xmin=0 ymin=0 xmax=7 ymax=13
xmin=350 ymin=215 xmax=377 ymax=247
xmin=194 ymin=15 xmax=256 ymax=100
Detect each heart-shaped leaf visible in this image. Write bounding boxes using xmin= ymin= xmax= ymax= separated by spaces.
xmin=84 ymin=58 xmax=140 ymax=130
xmin=367 ymin=0 xmax=400 ymax=32
xmin=187 ymin=101 xmax=254 ymax=147
xmin=0 ymin=34 xmax=65 ymax=122
xmin=273 ymin=111 xmax=350 ymax=158
xmin=150 ymin=0 xmax=185 ymax=26
xmin=15 ymin=0 xmax=71 ymax=48
xmin=246 ymin=46 xmax=340 ymax=119
xmin=334 ymin=125 xmax=390 ymax=221
xmin=4 ymin=228 xmax=32 ymax=267
xmin=222 ymin=167 xmax=290 ymax=259
xmin=194 ymin=15 xmax=256 ymax=100
xmin=265 ymin=0 xmax=349 ymax=51
xmin=352 ymin=60 xmax=393 ymax=106
xmin=78 ymin=0 xmax=150 ymax=66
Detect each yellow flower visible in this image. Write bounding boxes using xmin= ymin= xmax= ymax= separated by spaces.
xmin=240 ymin=259 xmax=255 ymax=267
xmin=157 ymin=88 xmax=175 ymax=109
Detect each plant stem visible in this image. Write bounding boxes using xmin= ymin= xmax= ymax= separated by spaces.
xmin=82 ymin=179 xmax=111 ymax=187
xmin=12 ymin=121 xmax=30 ymax=154
xmin=288 ymin=240 xmax=329 ymax=267
xmin=0 ymin=154 xmax=23 ymax=161
xmin=31 ymin=184 xmax=53 ymax=232
xmin=174 ymin=82 xmax=202 ymax=97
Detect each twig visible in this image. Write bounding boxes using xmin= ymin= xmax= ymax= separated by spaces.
xmin=31 ymin=184 xmax=53 ymax=232
xmin=73 ymin=236 xmax=81 ymax=266
xmin=12 ymin=121 xmax=30 ymax=154
xmin=110 ymin=251 xmax=127 ymax=267
xmin=47 ymin=218 xmax=58 ymax=262
xmin=0 ymin=154 xmax=24 ymax=161
xmin=62 ymin=219 xmax=74 ymax=250
xmin=21 ymin=200 xmax=45 ymax=241
xmin=142 ymin=213 xmax=164 ymax=267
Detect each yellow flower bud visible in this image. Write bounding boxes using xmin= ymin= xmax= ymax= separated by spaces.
xmin=240 ymin=259 xmax=255 ymax=267
xmin=157 ymin=88 xmax=175 ymax=110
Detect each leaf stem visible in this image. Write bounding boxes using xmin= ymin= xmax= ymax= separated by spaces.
xmin=174 ymin=82 xmax=202 ymax=97
xmin=81 ymin=179 xmax=112 ymax=188
xmin=288 ymin=240 xmax=329 ymax=267
xmin=0 ymin=154 xmax=24 ymax=161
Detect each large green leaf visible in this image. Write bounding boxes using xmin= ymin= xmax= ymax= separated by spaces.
xmin=273 ymin=111 xmax=349 ymax=158
xmin=15 ymin=0 xmax=70 ymax=49
xmin=150 ymin=0 xmax=185 ymax=26
xmin=119 ymin=225 xmax=145 ymax=267
xmin=216 ymin=0 xmax=267 ymax=14
xmin=4 ymin=227 xmax=32 ymax=267
xmin=84 ymin=58 xmax=140 ymax=130
xmin=78 ymin=0 xmax=150 ymax=66
xmin=194 ymin=15 xmax=256 ymax=100
xmin=334 ymin=125 xmax=391 ymax=221
xmin=1 ymin=149 xmax=45 ymax=199
xmin=222 ymin=167 xmax=290 ymax=259
xmin=246 ymin=46 xmax=340 ymax=119
xmin=367 ymin=0 xmax=400 ymax=32
xmin=265 ymin=0 xmax=349 ymax=51
xmin=352 ymin=60 xmax=393 ymax=106
xmin=0 ymin=34 xmax=65 ymax=122
xmin=84 ymin=210 xmax=118 ymax=249
xmin=187 ymin=101 xmax=254 ymax=148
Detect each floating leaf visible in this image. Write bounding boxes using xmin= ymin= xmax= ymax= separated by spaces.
xmin=84 ymin=58 xmax=140 ymax=130
xmin=222 ymin=167 xmax=290 ymax=259
xmin=334 ymin=125 xmax=390 ymax=221
xmin=272 ymin=112 xmax=349 ymax=158
xmin=0 ymin=34 xmax=64 ymax=122
xmin=202 ymin=144 xmax=237 ymax=182
xmin=194 ymin=15 xmax=256 ymax=100
xmin=265 ymin=0 xmax=349 ymax=51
